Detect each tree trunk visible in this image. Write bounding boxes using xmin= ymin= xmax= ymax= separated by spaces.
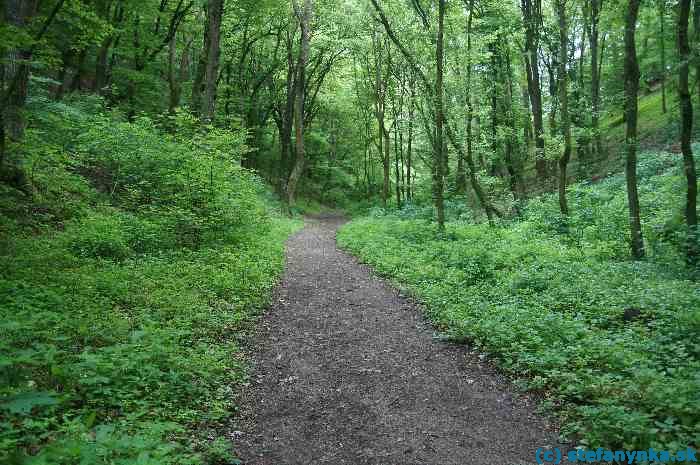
xmin=278 ymin=29 xmax=296 ymax=192
xmin=504 ymin=45 xmax=524 ymax=207
xmin=393 ymin=75 xmax=404 ymax=209
xmin=546 ymin=47 xmax=558 ymax=138
xmin=624 ymin=0 xmax=645 ymax=259
xmin=3 ymin=0 xmax=39 ymax=142
xmin=434 ymin=0 xmax=446 ymax=231
xmin=456 ymin=1 xmax=475 ymax=195
xmin=407 ymin=76 xmax=414 ymax=202
xmin=168 ymin=35 xmax=192 ymax=115
xmin=382 ymin=112 xmax=391 ymax=208
xmin=464 ymin=0 xmax=495 ymax=224
xmin=589 ymin=0 xmax=603 ymax=157
xmin=168 ymin=34 xmax=180 ymax=113
xmin=521 ymin=81 xmax=533 ymax=147
xmin=55 ymin=49 xmax=71 ymax=100
xmin=399 ymin=121 xmax=405 ymax=201
xmin=93 ymin=0 xmax=118 ymax=93
xmin=574 ymin=22 xmax=590 ymax=173
xmin=658 ymin=0 xmax=667 ymax=114
xmin=69 ymin=48 xmax=87 ymax=92
xmin=286 ymin=0 xmax=312 ymax=208
xmin=372 ymin=32 xmax=391 ymax=208
xmin=2 ymin=0 xmax=64 ymax=173
xmin=693 ymin=0 xmax=700 ymax=103
xmin=370 ymin=0 xmax=498 ymax=223
xmin=94 ymin=38 xmax=113 ymax=93
xmin=0 ymin=55 xmax=5 ymax=167
xmin=200 ymin=0 xmax=223 ymax=122
xmin=394 ymin=117 xmax=402 ymax=208
xmin=521 ymin=0 xmax=547 ymax=180
xmin=679 ymin=0 xmax=698 ymax=264
xmin=555 ymin=0 xmax=571 ymax=216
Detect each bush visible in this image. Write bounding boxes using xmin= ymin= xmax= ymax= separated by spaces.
xmin=0 ymin=97 xmax=302 ymax=464
xmin=62 ymin=211 xmax=132 ymax=260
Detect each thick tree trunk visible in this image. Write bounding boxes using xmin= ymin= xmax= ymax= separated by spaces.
xmin=624 ymin=0 xmax=645 ymax=259
xmin=69 ymin=48 xmax=87 ymax=92
xmin=434 ymin=0 xmax=446 ymax=230
xmin=278 ymin=30 xmax=296 ymax=192
xmin=521 ymin=0 xmax=547 ymax=180
xmin=555 ymin=0 xmax=571 ymax=216
xmin=286 ymin=0 xmax=312 ymax=208
xmin=679 ymin=0 xmax=698 ymax=264
xmin=94 ymin=38 xmax=113 ymax=93
xmin=3 ymin=0 xmax=39 ymax=142
xmin=93 ymin=0 xmax=116 ymax=93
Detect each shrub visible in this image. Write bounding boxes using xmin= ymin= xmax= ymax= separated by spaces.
xmin=0 ymin=97 xmax=302 ymax=464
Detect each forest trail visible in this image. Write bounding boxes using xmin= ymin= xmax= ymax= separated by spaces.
xmin=234 ymin=216 xmax=562 ymax=465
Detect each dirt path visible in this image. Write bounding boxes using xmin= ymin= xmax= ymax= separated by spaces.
xmin=234 ymin=216 xmax=562 ymax=465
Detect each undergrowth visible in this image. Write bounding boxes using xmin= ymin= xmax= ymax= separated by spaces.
xmin=338 ymin=150 xmax=700 ymax=455
xmin=0 ymin=93 xmax=301 ymax=464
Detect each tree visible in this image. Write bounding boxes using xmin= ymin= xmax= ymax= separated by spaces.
xmin=2 ymin=0 xmax=38 ymax=146
xmin=657 ymin=0 xmax=667 ymax=114
xmin=272 ymin=23 xmax=298 ymax=193
xmin=1 ymin=0 xmax=65 ymax=176
xmin=623 ymin=0 xmax=644 ymax=259
xmin=168 ymin=31 xmax=192 ymax=113
xmin=521 ymin=0 xmax=547 ymax=180
xmin=554 ymin=0 xmax=571 ymax=216
xmin=589 ymin=0 xmax=603 ymax=157
xmin=193 ymin=0 xmax=224 ymax=122
xmin=434 ymin=0 xmax=446 ymax=230
xmin=370 ymin=29 xmax=391 ymax=208
xmin=678 ymin=0 xmax=697 ymax=264
xmin=693 ymin=0 xmax=699 ymax=102
xmin=285 ymin=0 xmax=312 ymax=208
xmin=369 ymin=0 xmax=500 ymax=225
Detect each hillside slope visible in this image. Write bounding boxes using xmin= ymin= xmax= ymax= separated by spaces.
xmin=339 ymin=148 xmax=700 ymax=453
xmin=0 ymin=94 xmax=301 ymax=464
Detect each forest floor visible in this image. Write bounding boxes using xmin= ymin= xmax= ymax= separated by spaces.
xmin=233 ymin=215 xmax=564 ymax=465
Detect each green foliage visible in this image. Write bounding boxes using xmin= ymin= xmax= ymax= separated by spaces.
xmin=0 ymin=97 xmax=302 ymax=464
xmin=337 ymin=151 xmax=700 ymax=452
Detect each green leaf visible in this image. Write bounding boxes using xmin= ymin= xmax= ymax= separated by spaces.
xmin=0 ymin=391 xmax=61 ymax=415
